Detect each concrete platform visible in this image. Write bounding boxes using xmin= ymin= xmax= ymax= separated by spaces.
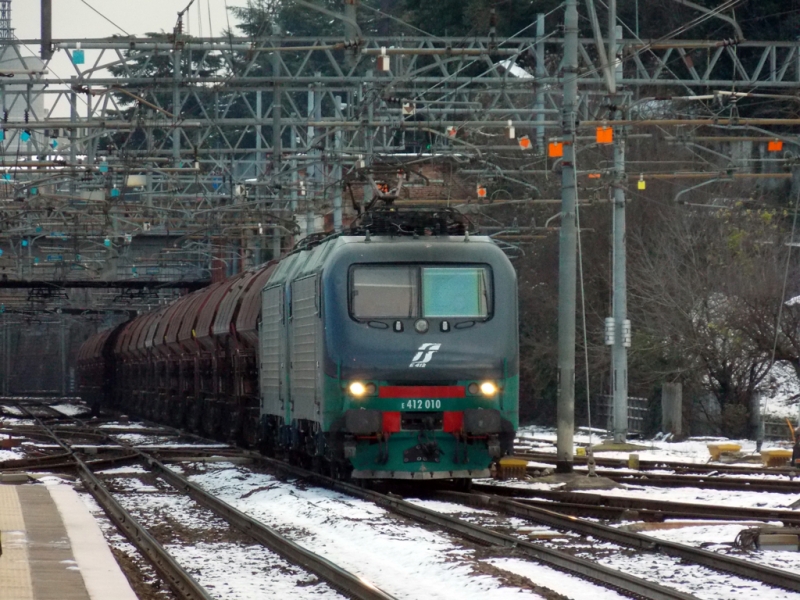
xmin=0 ymin=479 xmax=137 ymax=600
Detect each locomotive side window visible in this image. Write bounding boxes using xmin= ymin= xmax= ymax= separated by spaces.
xmin=422 ymin=267 xmax=489 ymax=318
xmin=351 ymin=266 xmax=419 ymax=318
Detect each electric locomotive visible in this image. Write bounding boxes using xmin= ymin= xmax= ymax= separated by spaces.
xmin=78 ymin=208 xmax=519 ymax=482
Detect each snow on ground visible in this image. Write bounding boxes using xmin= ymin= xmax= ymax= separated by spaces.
xmin=163 ymin=541 xmax=344 ymax=599
xmin=50 ymin=403 xmax=90 ymax=416
xmin=184 ymin=463 xmax=555 ymax=598
xmin=486 ymin=559 xmax=627 ymax=600
xmin=761 ymin=361 xmax=800 ymax=419
xmin=409 ymin=496 xmax=800 ymax=600
xmin=643 ymin=522 xmax=800 ymax=575
xmin=0 ymin=447 xmax=24 ymax=461
xmin=76 ymin=476 xmax=344 ymax=600
xmin=517 ymin=425 xmax=794 ymax=460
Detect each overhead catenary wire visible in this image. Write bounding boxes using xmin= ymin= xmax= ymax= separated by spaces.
xmin=77 ymin=0 xmax=131 ymax=37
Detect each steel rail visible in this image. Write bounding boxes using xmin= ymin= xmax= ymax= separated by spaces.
xmin=254 ymin=456 xmax=698 ymax=600
xmin=7 ymin=401 xmax=693 ymax=598
xmin=472 ymin=485 xmax=800 ymax=526
xmin=514 ymin=450 xmax=798 ymax=477
xmin=62 ymin=421 xmax=399 ymax=600
xmin=140 ymin=456 xmax=396 ymax=600
xmin=26 ymin=417 xmax=217 ymax=600
xmin=441 ymin=490 xmax=800 ymax=593
xmin=586 ymin=470 xmax=800 ymax=493
xmin=1 ymin=452 xmax=139 ymax=473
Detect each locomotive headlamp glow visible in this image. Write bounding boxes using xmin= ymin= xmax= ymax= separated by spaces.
xmin=349 ymin=382 xmax=367 ymax=396
xmin=480 ymin=381 xmax=498 ymax=396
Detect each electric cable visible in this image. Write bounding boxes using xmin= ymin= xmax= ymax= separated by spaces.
xmin=77 ymin=0 xmax=131 ymax=37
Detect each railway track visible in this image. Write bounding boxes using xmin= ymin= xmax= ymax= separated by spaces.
xmin=2 ymin=400 xmax=396 ymax=600
xmin=7 ymin=400 xmax=800 ymax=599
xmin=253 ymin=455 xmax=700 ymax=600
xmin=2 ymin=400 xmax=697 ymax=600
xmin=433 ymin=488 xmax=800 ymax=594
xmin=515 ymin=449 xmax=798 ymax=478
xmin=472 ymin=484 xmax=800 ymax=526
xmin=583 ymin=469 xmax=800 ymax=493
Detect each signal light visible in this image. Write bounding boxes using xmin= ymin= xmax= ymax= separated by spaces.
xmin=349 ymin=382 xmax=376 ymax=397
xmin=349 ymin=382 xmax=366 ymax=396
xmin=480 ymin=382 xmax=498 ymax=396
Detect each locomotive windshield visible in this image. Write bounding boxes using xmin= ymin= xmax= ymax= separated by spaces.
xmin=350 ymin=265 xmax=491 ymax=319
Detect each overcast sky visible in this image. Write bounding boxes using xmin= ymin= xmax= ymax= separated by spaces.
xmin=12 ymin=1 xmax=250 ymax=116
xmin=13 ymin=0 xmax=248 ymax=40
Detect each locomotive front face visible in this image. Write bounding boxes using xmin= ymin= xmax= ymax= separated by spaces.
xmin=322 ymin=236 xmax=519 ymax=480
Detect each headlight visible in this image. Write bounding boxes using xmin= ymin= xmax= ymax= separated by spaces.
xmin=479 ymin=381 xmax=498 ymax=396
xmin=349 ymin=382 xmax=367 ymax=396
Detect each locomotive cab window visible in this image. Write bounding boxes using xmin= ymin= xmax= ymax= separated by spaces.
xmin=350 ymin=265 xmax=491 ymax=320
xmin=422 ymin=267 xmax=489 ymax=318
xmin=351 ymin=266 xmax=419 ymax=318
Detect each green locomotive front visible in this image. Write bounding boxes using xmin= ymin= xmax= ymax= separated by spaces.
xmin=258 ymin=234 xmax=519 ymax=480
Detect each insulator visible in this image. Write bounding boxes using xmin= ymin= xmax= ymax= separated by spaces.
xmin=604 ymin=317 xmax=615 ymax=346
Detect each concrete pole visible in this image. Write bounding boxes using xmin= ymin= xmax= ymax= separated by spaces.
xmin=290 ymin=129 xmax=298 ymax=213
xmin=556 ymin=0 xmax=579 ymax=474
xmin=0 ymin=319 xmax=4 ymax=396
xmin=344 ymin=0 xmax=358 ymax=68
xmin=60 ymin=314 xmax=66 ymax=396
xmin=333 ymin=95 xmax=343 ymax=231
xmin=306 ymin=83 xmax=316 ymax=235
xmin=363 ymin=74 xmax=374 ymax=210
xmin=610 ymin=14 xmax=629 ymax=445
xmin=172 ymin=49 xmax=182 ymax=167
xmin=41 ymin=0 xmax=53 ymax=60
xmin=751 ymin=391 xmax=764 ymax=451
xmin=535 ymin=14 xmax=546 ymax=154
xmin=661 ymin=382 xmax=682 ymax=436
xmin=5 ymin=319 xmax=10 ymax=395
xmin=272 ymin=44 xmax=283 ymax=255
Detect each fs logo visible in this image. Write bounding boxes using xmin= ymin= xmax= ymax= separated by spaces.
xmin=409 ymin=343 xmax=441 ymax=368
